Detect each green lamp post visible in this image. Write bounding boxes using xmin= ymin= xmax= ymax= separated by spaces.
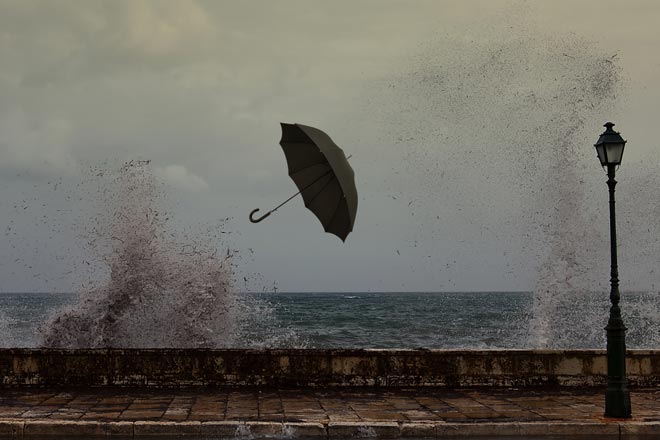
xmin=594 ymin=122 xmax=631 ymax=418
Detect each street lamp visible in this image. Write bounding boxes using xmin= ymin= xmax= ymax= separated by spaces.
xmin=594 ymin=122 xmax=631 ymax=418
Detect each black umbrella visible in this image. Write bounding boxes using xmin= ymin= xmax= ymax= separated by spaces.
xmin=249 ymin=123 xmax=357 ymax=241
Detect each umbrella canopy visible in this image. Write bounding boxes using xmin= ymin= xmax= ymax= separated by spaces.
xmin=249 ymin=123 xmax=357 ymax=242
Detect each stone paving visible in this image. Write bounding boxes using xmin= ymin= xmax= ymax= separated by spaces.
xmin=1 ymin=387 xmax=660 ymax=437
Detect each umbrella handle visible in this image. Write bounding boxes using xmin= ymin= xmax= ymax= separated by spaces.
xmin=249 ymin=208 xmax=272 ymax=223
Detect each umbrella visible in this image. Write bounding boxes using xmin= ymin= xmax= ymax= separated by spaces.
xmin=249 ymin=123 xmax=357 ymax=242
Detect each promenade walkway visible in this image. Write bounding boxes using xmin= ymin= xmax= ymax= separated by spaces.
xmin=1 ymin=386 xmax=659 ymax=438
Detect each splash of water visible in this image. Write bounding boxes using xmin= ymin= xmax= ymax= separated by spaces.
xmin=0 ymin=310 xmax=15 ymax=348
xmin=40 ymin=160 xmax=302 ymax=348
xmin=374 ymin=10 xmax=660 ymax=347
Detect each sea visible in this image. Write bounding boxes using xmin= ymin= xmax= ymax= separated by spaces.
xmin=2 ymin=291 xmax=659 ymax=349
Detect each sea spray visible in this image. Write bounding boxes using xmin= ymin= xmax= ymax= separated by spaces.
xmin=371 ymin=10 xmax=652 ymax=347
xmin=0 ymin=310 xmax=14 ymax=347
xmin=40 ymin=160 xmax=302 ymax=348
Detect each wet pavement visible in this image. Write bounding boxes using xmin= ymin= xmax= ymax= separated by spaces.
xmin=0 ymin=387 xmax=659 ymax=437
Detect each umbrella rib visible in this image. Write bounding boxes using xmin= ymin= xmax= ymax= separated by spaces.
xmin=290 ymin=162 xmax=328 ymax=177
xmin=304 ymin=174 xmax=336 ymax=208
xmin=290 ymin=155 xmax=351 ymax=176
xmin=325 ymin=187 xmax=344 ymax=232
xmin=270 ymin=168 xmax=335 ymax=214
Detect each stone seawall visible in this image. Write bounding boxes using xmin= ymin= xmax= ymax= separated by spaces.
xmin=1 ymin=349 xmax=660 ymax=388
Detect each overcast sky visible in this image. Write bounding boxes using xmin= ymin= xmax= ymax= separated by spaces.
xmin=1 ymin=1 xmax=659 ymax=293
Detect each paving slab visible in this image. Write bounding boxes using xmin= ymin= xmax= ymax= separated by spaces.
xmin=0 ymin=387 xmax=658 ymax=438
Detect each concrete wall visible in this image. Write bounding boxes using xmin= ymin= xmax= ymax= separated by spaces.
xmin=1 ymin=349 xmax=660 ymax=388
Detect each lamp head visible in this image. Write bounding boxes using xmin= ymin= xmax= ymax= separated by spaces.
xmin=594 ymin=122 xmax=626 ymax=168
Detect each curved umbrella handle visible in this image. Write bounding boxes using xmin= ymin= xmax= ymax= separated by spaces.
xmin=249 ymin=208 xmax=272 ymax=223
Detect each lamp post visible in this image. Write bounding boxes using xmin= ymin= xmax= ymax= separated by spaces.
xmin=594 ymin=122 xmax=631 ymax=418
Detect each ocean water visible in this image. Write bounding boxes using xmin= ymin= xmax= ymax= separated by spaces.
xmin=2 ymin=291 xmax=658 ymax=349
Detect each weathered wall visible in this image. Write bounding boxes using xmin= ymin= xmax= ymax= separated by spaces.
xmin=1 ymin=349 xmax=660 ymax=388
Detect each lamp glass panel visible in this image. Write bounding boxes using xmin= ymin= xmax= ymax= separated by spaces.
xmin=595 ymin=144 xmax=607 ymax=166
xmin=605 ymin=142 xmax=625 ymax=165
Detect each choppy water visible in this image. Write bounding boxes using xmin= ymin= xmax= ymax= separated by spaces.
xmin=2 ymin=291 xmax=659 ymax=349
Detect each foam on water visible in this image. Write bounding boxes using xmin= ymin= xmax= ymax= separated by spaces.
xmin=374 ymin=8 xmax=660 ymax=348
xmin=38 ymin=160 xmax=302 ymax=348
